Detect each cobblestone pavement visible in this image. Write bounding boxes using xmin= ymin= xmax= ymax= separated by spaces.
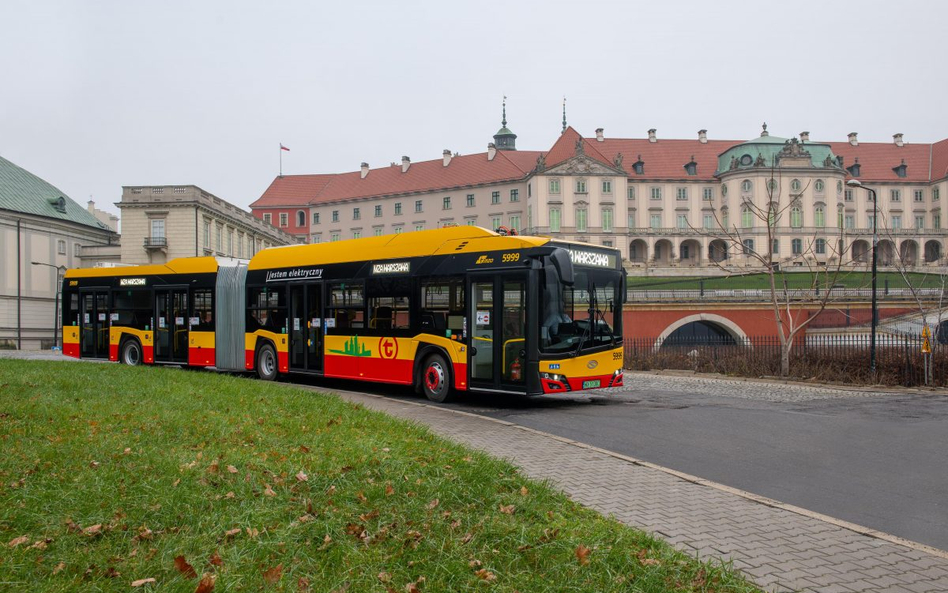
xmin=313 ymin=384 xmax=948 ymax=593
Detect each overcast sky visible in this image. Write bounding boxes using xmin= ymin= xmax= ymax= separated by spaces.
xmin=2 ymin=0 xmax=945 ymax=221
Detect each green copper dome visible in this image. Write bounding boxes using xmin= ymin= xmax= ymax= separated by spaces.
xmin=716 ymin=124 xmax=840 ymax=175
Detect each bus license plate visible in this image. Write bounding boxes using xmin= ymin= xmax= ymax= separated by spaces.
xmin=582 ymin=379 xmax=600 ymax=389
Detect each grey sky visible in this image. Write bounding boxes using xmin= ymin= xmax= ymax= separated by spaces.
xmin=1 ymin=0 xmax=944 ymax=219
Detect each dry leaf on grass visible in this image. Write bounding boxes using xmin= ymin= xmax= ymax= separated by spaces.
xmin=174 ymin=555 xmax=198 ymax=579
xmin=426 ymin=498 xmax=439 ymax=510
xmin=384 ymin=484 xmax=394 ymax=496
xmin=82 ymin=524 xmax=103 ymax=537
xmin=519 ymin=486 xmax=529 ymax=496
xmin=226 ymin=465 xmax=238 ymax=474
xmin=195 ymin=573 xmax=216 ymax=593
xmin=295 ymin=471 xmax=308 ymax=482
xmin=224 ymin=528 xmax=241 ymax=539
xmin=131 ymin=577 xmax=156 ymax=587
xmin=7 ymin=535 xmax=29 ymax=547
xmin=53 ymin=561 xmax=65 ymax=574
xmin=262 ymin=563 xmax=283 ymax=584
xmin=263 ymin=484 xmax=276 ymax=497
xmin=575 ymin=544 xmax=591 ymax=566
xmin=209 ymin=550 xmax=223 ymax=566
xmin=499 ymin=504 xmax=515 ymax=515
xmin=474 ymin=568 xmax=496 ymax=581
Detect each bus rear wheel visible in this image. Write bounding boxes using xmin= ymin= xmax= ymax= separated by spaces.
xmin=421 ymin=353 xmax=454 ymax=403
xmin=256 ymin=343 xmax=278 ymax=381
xmin=121 ymin=339 xmax=142 ymax=366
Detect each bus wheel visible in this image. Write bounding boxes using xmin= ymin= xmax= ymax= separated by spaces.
xmin=121 ymin=339 xmax=142 ymax=366
xmin=256 ymin=344 xmax=278 ymax=381
xmin=421 ymin=353 xmax=454 ymax=403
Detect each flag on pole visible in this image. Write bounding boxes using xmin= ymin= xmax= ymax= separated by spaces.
xmin=280 ymin=144 xmax=290 ymax=151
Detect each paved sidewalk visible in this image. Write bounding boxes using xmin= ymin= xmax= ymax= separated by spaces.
xmin=313 ymin=386 xmax=948 ymax=593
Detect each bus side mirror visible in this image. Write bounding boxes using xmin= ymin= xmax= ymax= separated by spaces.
xmin=550 ymin=249 xmax=574 ymax=286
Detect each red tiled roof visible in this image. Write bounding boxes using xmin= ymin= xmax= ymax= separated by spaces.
xmin=827 ymin=141 xmax=933 ymax=183
xmin=251 ymin=174 xmax=335 ymax=207
xmin=931 ymin=139 xmax=948 ymax=182
xmin=595 ymin=138 xmax=738 ymax=180
xmin=544 ymin=127 xmax=614 ymax=170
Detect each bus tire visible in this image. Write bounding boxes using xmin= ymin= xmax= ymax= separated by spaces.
xmin=421 ymin=352 xmax=454 ymax=403
xmin=120 ymin=338 xmax=142 ymax=366
xmin=256 ymin=343 xmax=278 ymax=381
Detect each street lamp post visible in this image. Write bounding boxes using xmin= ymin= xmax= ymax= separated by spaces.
xmin=31 ymin=261 xmax=67 ymax=350
xmin=847 ymin=179 xmax=878 ymax=375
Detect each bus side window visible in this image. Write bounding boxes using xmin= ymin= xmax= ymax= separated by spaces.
xmin=366 ymin=277 xmax=410 ymax=331
xmin=328 ymin=282 xmax=364 ymax=331
xmin=192 ymin=289 xmax=214 ymax=331
xmin=421 ymin=278 xmax=464 ymax=335
xmin=66 ymin=293 xmax=79 ymax=326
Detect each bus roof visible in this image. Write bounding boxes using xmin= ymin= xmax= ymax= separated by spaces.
xmin=64 ymin=256 xmax=223 ymax=278
xmin=247 ymin=226 xmax=551 ymax=270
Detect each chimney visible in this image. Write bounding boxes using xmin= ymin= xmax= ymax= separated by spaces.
xmin=487 ymin=142 xmax=497 ymax=161
xmin=87 ymin=199 xmax=95 ymax=211
xmin=443 ymin=149 xmax=452 ymax=167
xmin=647 ymin=128 xmax=657 ymax=143
xmin=799 ymin=131 xmax=810 ymax=142
xmin=360 ymin=162 xmax=369 ymax=179
xmin=698 ymin=129 xmax=707 ymax=144
xmin=595 ymin=128 xmax=604 ymax=142
xmin=893 ymin=133 xmax=904 ymax=147
xmin=848 ymin=132 xmax=858 ymax=146
xmin=401 ymin=156 xmax=411 ymax=173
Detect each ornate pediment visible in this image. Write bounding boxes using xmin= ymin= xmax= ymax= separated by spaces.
xmin=544 ymin=155 xmax=624 ymax=176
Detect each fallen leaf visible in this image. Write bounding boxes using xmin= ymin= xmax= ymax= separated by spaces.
xmin=460 ymin=533 xmax=473 ymax=544
xmin=131 ymin=577 xmax=156 ymax=587
xmin=427 ymin=498 xmax=439 ymax=510
xmin=264 ymin=484 xmax=276 ymax=497
xmin=299 ymin=445 xmax=310 ymax=454
xmin=474 ymin=568 xmax=496 ymax=581
xmin=378 ymin=572 xmax=392 ymax=582
xmin=226 ymin=465 xmax=238 ymax=474
xmin=8 ymin=535 xmax=29 ymax=547
xmin=295 ymin=471 xmax=308 ymax=482
xmin=262 ymin=563 xmax=283 ymax=584
xmin=135 ymin=526 xmax=153 ymax=541
xmin=384 ymin=484 xmax=394 ymax=496
xmin=124 ymin=448 xmax=132 ymax=455
xmin=90 ymin=461 xmax=100 ymax=469
xmin=356 ymin=491 xmax=367 ymax=503
xmin=53 ymin=561 xmax=65 ymax=574
xmin=246 ymin=527 xmax=259 ymax=538
xmin=82 ymin=524 xmax=103 ymax=537
xmin=359 ymin=509 xmax=379 ymax=521
xmin=404 ymin=583 xmax=420 ymax=593
xmin=225 ymin=491 xmax=235 ymax=499
xmin=209 ymin=551 xmax=223 ymax=567
xmin=174 ymin=555 xmax=197 ymax=579
xmin=381 ymin=447 xmax=390 ymax=452
xmin=575 ymin=544 xmax=591 ymax=566
xmin=640 ymin=558 xmax=660 ymax=566
xmin=195 ymin=573 xmax=216 ymax=593
xmin=224 ymin=528 xmax=241 ymax=539
xmin=105 ymin=566 xmax=121 ymax=578
xmin=172 ymin=478 xmax=181 ymax=487
xmin=31 ymin=539 xmax=51 ymax=550
xmin=499 ymin=504 xmax=515 ymax=515
xmin=519 ymin=486 xmax=529 ymax=496
xmin=297 ymin=576 xmax=311 ymax=591
xmin=345 ymin=523 xmax=367 ymax=541
xmin=207 ymin=461 xmax=219 ymax=474
xmin=468 ymin=559 xmax=482 ymax=568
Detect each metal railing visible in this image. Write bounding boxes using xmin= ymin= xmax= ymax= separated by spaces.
xmin=143 ymin=236 xmax=167 ymax=248
xmin=626 ymin=286 xmax=946 ymax=302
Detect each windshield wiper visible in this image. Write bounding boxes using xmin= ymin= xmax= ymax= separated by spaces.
xmin=574 ymin=283 xmax=596 ymax=354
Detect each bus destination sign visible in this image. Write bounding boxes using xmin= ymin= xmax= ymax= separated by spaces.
xmin=119 ymin=278 xmax=147 ymax=286
xmin=372 ymin=261 xmax=410 ymax=274
xmin=569 ymin=250 xmax=615 ymax=268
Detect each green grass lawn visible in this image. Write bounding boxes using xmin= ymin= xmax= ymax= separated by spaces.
xmin=0 ymin=360 xmax=759 ymax=592
xmin=627 ymin=271 xmax=946 ymax=291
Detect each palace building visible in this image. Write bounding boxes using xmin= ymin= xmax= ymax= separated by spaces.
xmin=250 ymin=106 xmax=948 ymax=271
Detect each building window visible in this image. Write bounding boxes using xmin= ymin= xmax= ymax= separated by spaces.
xmin=312 ymin=235 xmax=321 ymax=244
xmin=790 ymin=207 xmax=803 ymax=228
xmin=263 ymin=213 xmax=272 ymax=224
xmin=934 ymin=214 xmax=941 ymax=229
xmin=152 ymin=187 xmax=164 ymax=194
xmin=934 ymin=187 xmax=940 ymax=201
xmin=331 ymin=210 xmax=339 ymax=223
xmin=650 ymin=187 xmax=662 ymax=200
xmin=602 ymin=208 xmax=613 ymax=232
xmin=628 ymin=186 xmax=635 ymax=200
xmin=151 ymin=218 xmax=165 ymax=239
xmin=703 ymin=214 xmax=714 ymax=229
xmin=57 ymin=239 xmax=66 ymax=255
xmin=741 ymin=180 xmax=752 ymax=194
xmin=814 ymin=179 xmax=825 ymax=193
xmin=892 ymin=215 xmax=902 ymax=230
xmin=331 ymin=233 xmax=340 ymax=242
xmin=627 ymin=210 xmax=635 ymax=228
xmin=790 ymin=179 xmax=802 ymax=192
xmin=297 ymin=210 xmax=306 ymax=226
xmin=891 ymin=189 xmax=901 ymax=202
xmin=575 ymin=208 xmax=587 ymax=232
xmin=375 ymin=205 xmax=382 ymax=217
xmin=217 ymin=225 xmax=223 ymax=252
xmin=867 ymin=214 xmax=876 ymax=229
xmin=681 ymin=244 xmax=690 ymax=259
xmin=279 ymin=213 xmax=288 ymax=227
xmin=676 ymin=187 xmax=688 ymax=201
xmin=238 ymin=233 xmax=244 ymax=258
xmin=845 ymin=215 xmax=855 ymax=229
xmin=815 ymin=238 xmax=826 ymax=255
xmin=374 ymin=228 xmax=383 ymax=236
xmin=227 ymin=229 xmax=233 ymax=255
xmin=204 ymin=220 xmax=211 ymax=247
xmin=703 ymin=187 xmax=714 ymax=201
xmin=914 ymin=190 xmax=924 ymax=202
xmin=576 ymin=179 xmax=587 ymax=193
xmin=353 ymin=207 xmax=361 ymax=220
xmin=650 ymin=214 xmax=661 ymax=229
xmin=491 ymin=216 xmax=501 ymax=230
xmin=915 ymin=215 xmax=925 ymax=230
xmin=722 ymin=208 xmax=729 ymax=228
xmin=466 ymin=219 xmax=476 ymax=226
xmin=549 ymin=179 xmax=560 ymax=194
xmin=771 ymin=239 xmax=779 ymax=255
xmin=394 ymin=226 xmax=403 ymax=234
xmin=353 ymin=230 xmax=362 ymax=239
xmin=491 ymin=191 xmax=500 ymax=204
xmin=741 ymin=207 xmax=753 ymax=228
xmin=442 ymin=196 xmax=451 ymax=210
xmin=394 ymin=202 xmax=402 ymax=215
xmin=414 ymin=200 xmax=423 ymax=213
xmin=742 ymin=239 xmax=754 ymax=255
xmin=549 ymin=208 xmax=561 ymax=232
xmin=509 ymin=215 xmax=520 ymax=230
xmin=676 ymin=214 xmax=688 ymax=229
xmin=313 ymin=212 xmax=320 ymax=225
xmin=601 ymin=180 xmax=612 ymax=194
xmin=510 ymin=189 xmax=519 ymax=202
xmin=466 ymin=194 xmax=475 ymax=207
xmin=792 ymin=238 xmax=802 ymax=255
xmin=845 ymin=189 xmax=853 ymax=202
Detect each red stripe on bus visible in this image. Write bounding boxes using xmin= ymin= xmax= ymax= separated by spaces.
xmin=245 ymin=350 xmax=254 ymax=370
xmin=188 ymin=347 xmax=215 ymax=367
xmin=63 ymin=343 xmax=80 ymax=358
xmin=143 ymin=345 xmax=154 ymax=364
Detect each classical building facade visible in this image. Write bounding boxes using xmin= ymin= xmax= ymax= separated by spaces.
xmin=250 ymin=112 xmax=948 ymax=272
xmin=1 ymin=155 xmax=119 ymax=349
xmin=117 ymin=185 xmax=296 ymax=266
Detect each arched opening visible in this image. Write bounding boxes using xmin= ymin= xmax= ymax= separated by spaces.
xmin=654 ymin=313 xmax=750 ymax=351
xmin=629 ymin=239 xmax=648 ymax=263
xmin=899 ymin=240 xmax=919 ymax=266
xmin=297 ymin=210 xmax=306 ymax=227
xmin=877 ymin=239 xmax=896 ymax=265
xmin=708 ymin=239 xmax=729 ymax=263
xmin=653 ymin=239 xmax=673 ymax=265
xmin=924 ymin=240 xmax=942 ymax=263
xmin=851 ymin=239 xmax=870 ymax=263
xmin=679 ymin=239 xmax=701 ymax=266
xmin=660 ymin=320 xmax=737 ymax=348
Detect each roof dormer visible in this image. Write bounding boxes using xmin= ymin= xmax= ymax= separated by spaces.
xmin=893 ymin=159 xmax=907 ymax=178
xmin=847 ymin=158 xmax=861 ymax=178
xmin=684 ymin=155 xmax=697 ymax=176
xmin=632 ymin=154 xmax=644 ymax=175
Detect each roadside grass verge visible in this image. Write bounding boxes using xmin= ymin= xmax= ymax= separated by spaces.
xmin=0 ymin=360 xmax=760 ymax=592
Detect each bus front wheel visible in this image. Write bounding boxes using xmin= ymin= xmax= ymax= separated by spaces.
xmin=421 ymin=353 xmax=454 ymax=403
xmin=121 ymin=338 xmax=142 ymax=366
xmin=256 ymin=343 xmax=278 ymax=381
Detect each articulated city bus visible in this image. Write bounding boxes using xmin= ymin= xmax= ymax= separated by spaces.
xmin=62 ymin=226 xmax=625 ymax=401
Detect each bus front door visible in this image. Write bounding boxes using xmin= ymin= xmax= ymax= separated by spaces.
xmin=79 ymin=290 xmax=109 ymax=359
xmin=155 ymin=288 xmax=189 ymax=364
xmin=468 ymin=273 xmax=528 ymax=393
xmin=289 ymin=283 xmax=323 ymax=373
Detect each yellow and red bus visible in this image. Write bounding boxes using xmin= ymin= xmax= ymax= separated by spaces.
xmin=62 ymin=227 xmax=625 ymax=401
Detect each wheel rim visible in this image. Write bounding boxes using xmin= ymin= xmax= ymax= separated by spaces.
xmin=124 ymin=344 xmax=140 ymax=365
xmin=262 ymin=350 xmax=275 ymax=376
xmin=425 ymin=361 xmax=445 ymax=395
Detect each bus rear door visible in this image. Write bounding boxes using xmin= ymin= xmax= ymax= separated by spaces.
xmin=155 ymin=288 xmax=189 ymax=364
xmin=467 ymin=272 xmax=529 ymax=393
xmin=288 ymin=283 xmax=323 ymax=373
xmin=79 ymin=289 xmax=109 ymax=359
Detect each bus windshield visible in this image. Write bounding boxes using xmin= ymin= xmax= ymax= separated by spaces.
xmin=540 ymin=265 xmax=620 ymax=354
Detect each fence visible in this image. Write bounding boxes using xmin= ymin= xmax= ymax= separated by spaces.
xmin=624 ymin=333 xmax=945 ymax=387
xmin=626 ymin=287 xmax=946 ymax=302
